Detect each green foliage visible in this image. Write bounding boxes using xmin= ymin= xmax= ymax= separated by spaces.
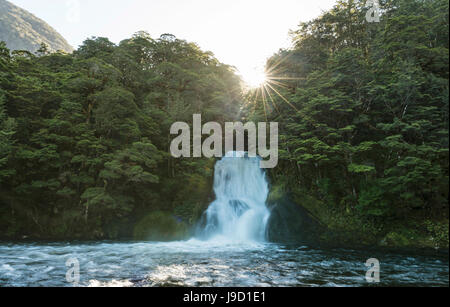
xmin=133 ymin=211 xmax=189 ymax=241
xmin=0 ymin=31 xmax=241 ymax=239
xmin=264 ymin=0 xmax=448 ymax=223
xmin=425 ymin=220 xmax=449 ymax=248
xmin=357 ymin=182 xmax=390 ymax=217
xmin=0 ymin=0 xmax=448 ymax=245
xmin=0 ymin=92 xmax=16 ymax=182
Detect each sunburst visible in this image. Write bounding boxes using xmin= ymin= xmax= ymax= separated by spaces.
xmin=242 ymin=54 xmax=300 ymax=121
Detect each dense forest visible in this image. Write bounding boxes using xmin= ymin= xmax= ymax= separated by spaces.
xmin=0 ymin=0 xmax=448 ymax=248
xmin=0 ymin=32 xmax=242 ymax=240
xmin=258 ymin=0 xmax=449 ymax=248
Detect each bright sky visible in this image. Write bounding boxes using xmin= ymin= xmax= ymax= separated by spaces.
xmin=10 ymin=0 xmax=336 ymax=83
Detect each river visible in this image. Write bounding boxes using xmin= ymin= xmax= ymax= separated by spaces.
xmin=0 ymin=240 xmax=448 ymax=287
xmin=0 ymin=153 xmax=448 ymax=287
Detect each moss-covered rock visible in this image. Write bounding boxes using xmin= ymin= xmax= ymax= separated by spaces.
xmin=267 ymin=192 xmax=325 ymax=244
xmin=380 ymin=232 xmax=411 ymax=248
xmin=267 ymin=182 xmax=287 ymax=204
xmin=288 ymin=188 xmax=449 ymax=250
xmin=133 ymin=211 xmax=189 ymax=241
xmin=424 ymin=220 xmax=449 ymax=249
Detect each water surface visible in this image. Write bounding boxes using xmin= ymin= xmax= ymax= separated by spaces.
xmin=0 ymin=240 xmax=448 ymax=287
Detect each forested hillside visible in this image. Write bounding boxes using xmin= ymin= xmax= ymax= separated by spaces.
xmin=0 ymin=32 xmax=241 ymax=239
xmin=252 ymin=0 xmax=449 ymax=248
xmin=0 ymin=0 xmax=448 ymax=248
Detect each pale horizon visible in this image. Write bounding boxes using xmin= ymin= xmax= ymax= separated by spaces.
xmin=9 ymin=0 xmax=337 ymax=84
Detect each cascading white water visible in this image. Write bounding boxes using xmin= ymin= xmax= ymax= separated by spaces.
xmin=199 ymin=152 xmax=271 ymax=243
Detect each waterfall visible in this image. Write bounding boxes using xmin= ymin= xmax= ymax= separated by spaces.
xmin=198 ymin=152 xmax=271 ymax=243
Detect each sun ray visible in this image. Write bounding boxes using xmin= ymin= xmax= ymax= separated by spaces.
xmin=269 ymin=76 xmax=303 ymax=81
xmin=265 ymin=52 xmax=294 ymax=76
xmin=266 ymin=82 xmax=298 ymax=112
xmin=263 ymin=84 xmax=281 ymax=115
xmin=250 ymin=87 xmax=260 ymax=116
xmin=261 ymin=84 xmax=271 ymax=121
xmin=261 ymin=87 xmax=268 ymax=121
xmin=267 ymin=79 xmax=290 ymax=89
xmin=241 ymin=52 xmax=302 ymax=118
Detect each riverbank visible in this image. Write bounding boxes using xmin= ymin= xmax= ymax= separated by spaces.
xmin=2 ymin=184 xmax=448 ymax=253
xmin=267 ymin=183 xmax=449 ymax=251
xmin=1 ymin=167 xmax=448 ymax=253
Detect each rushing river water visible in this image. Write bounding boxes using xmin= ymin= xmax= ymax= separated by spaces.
xmin=0 ymin=240 xmax=448 ymax=287
xmin=1 ymin=154 xmax=448 ymax=287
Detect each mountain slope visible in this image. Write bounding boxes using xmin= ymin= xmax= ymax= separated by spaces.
xmin=0 ymin=0 xmax=73 ymax=53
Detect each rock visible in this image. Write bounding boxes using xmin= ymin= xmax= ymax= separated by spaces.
xmin=267 ymin=193 xmax=325 ymax=244
xmin=133 ymin=211 xmax=189 ymax=241
xmin=381 ymin=232 xmax=410 ymax=248
xmin=0 ymin=0 xmax=73 ymax=53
